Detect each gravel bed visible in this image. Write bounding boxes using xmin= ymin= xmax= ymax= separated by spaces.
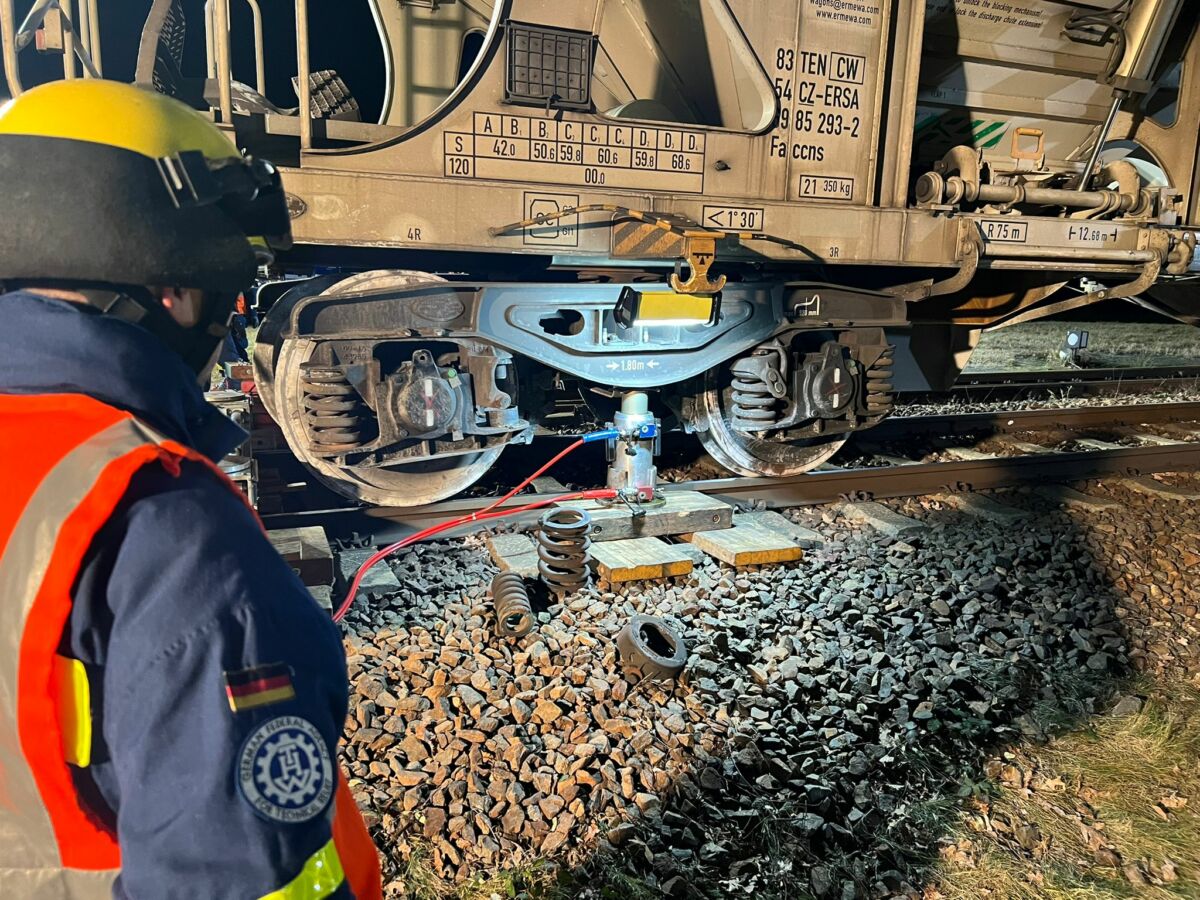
xmin=965 ymin=320 xmax=1200 ymax=371
xmin=894 ymin=385 xmax=1200 ymax=418
xmin=337 ymin=473 xmax=1200 ymax=898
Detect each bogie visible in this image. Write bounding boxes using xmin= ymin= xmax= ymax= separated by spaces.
xmin=259 ymin=271 xmax=906 ymax=504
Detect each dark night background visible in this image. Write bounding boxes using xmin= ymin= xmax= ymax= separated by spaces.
xmin=1 ymin=1 xmax=388 ymax=121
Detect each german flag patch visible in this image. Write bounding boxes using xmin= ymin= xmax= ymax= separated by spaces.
xmin=224 ymin=662 xmax=296 ymax=713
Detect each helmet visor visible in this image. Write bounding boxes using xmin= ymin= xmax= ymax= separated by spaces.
xmin=157 ymin=150 xmax=293 ymax=254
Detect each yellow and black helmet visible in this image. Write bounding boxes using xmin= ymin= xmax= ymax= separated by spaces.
xmin=0 ymin=79 xmax=291 ymax=371
xmin=0 ymin=79 xmax=290 ymax=291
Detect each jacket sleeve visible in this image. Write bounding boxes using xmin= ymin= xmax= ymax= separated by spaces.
xmin=94 ymin=462 xmax=378 ymax=900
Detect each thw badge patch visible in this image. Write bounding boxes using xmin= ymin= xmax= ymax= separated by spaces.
xmin=238 ymin=716 xmax=333 ymax=823
xmin=224 ymin=662 xmax=295 ymax=713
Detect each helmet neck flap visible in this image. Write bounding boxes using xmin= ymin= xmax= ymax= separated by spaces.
xmin=4 ymin=281 xmax=238 ymax=376
xmin=78 ymin=285 xmax=238 ymax=376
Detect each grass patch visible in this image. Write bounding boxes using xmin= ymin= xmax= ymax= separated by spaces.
xmin=937 ymin=845 xmax=1155 ymax=899
xmin=383 ymin=840 xmax=658 ymax=900
xmin=390 ymin=843 xmax=442 ymax=900
xmin=933 ymin=681 xmax=1200 ymax=898
xmin=451 ymin=861 xmax=563 ymax=900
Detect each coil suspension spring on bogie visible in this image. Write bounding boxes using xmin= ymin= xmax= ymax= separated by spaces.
xmin=299 ymin=363 xmax=368 ymax=454
xmin=864 ymin=346 xmax=895 ymax=417
xmin=536 ymin=508 xmax=592 ymax=595
xmin=491 ymin=572 xmax=533 ymax=638
xmin=729 ymin=344 xmax=788 ymax=431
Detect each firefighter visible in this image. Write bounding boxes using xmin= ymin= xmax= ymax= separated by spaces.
xmin=0 ymin=80 xmax=382 ymax=899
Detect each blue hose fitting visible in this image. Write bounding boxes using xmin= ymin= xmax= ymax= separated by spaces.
xmin=582 ymin=428 xmax=620 ymax=443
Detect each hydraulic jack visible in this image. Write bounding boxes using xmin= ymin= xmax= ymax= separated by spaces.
xmin=602 ymin=391 xmax=661 ymax=513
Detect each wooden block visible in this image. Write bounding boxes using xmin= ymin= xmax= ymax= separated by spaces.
xmin=1074 ymin=438 xmax=1124 ymax=451
xmin=737 ymin=510 xmax=824 ymax=547
xmin=337 ymin=548 xmax=401 ymax=596
xmin=871 ymin=453 xmax=920 ymax=467
xmin=559 ymin=491 xmax=733 ymax=542
xmin=591 ymin=537 xmax=694 ymax=583
xmin=249 ymin=428 xmax=285 ymax=451
xmin=684 ymin=520 xmax=805 ymax=566
xmin=1130 ymin=432 xmax=1184 ymax=446
xmin=993 ymin=438 xmax=1060 ymax=454
xmin=268 ymin=526 xmax=333 ymax=586
xmin=1121 ymin=476 xmax=1200 ymax=501
xmin=223 ymin=362 xmax=254 ymax=381
xmin=940 ymin=447 xmax=996 ymax=461
xmin=531 ymin=475 xmax=568 ymax=493
xmin=308 ymin=585 xmax=333 ymax=611
xmin=840 ymin=501 xmax=926 ymax=538
xmin=485 ymin=532 xmax=541 ymax=579
xmin=932 ymin=492 xmax=1026 ymax=524
xmin=1037 ymin=485 xmax=1120 ymax=511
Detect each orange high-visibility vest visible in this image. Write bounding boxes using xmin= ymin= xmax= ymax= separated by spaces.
xmin=0 ymin=392 xmax=382 ymax=900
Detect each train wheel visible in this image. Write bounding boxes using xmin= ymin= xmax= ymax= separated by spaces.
xmin=692 ymin=378 xmax=846 ymax=478
xmin=308 ymin=449 xmax=503 ymax=507
xmin=252 ymin=274 xmax=345 ymax=422
xmin=270 ymin=270 xmax=504 ymax=507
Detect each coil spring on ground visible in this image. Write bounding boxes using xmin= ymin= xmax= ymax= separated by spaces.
xmin=865 ymin=346 xmax=895 ymax=416
xmin=536 ymin=508 xmax=592 ymax=595
xmin=730 ymin=352 xmax=784 ymax=430
xmin=491 ymin=572 xmax=533 ymax=638
xmin=299 ymin=364 xmax=367 ymax=454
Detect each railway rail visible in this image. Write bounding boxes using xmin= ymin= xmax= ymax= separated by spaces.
xmin=871 ymin=399 xmax=1200 ymax=439
xmin=260 ymin=401 xmax=1200 ymax=542
xmin=898 ymin=365 xmax=1200 ymax=402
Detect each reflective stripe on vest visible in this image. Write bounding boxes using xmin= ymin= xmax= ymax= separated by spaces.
xmin=0 ymin=393 xmax=381 ymax=900
xmin=54 ymin=654 xmax=93 ymax=768
xmin=0 ymin=393 xmax=216 ymax=898
xmin=257 ymin=838 xmax=343 ymax=900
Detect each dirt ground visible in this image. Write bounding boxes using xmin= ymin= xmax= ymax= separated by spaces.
xmin=966 ymin=322 xmax=1200 ymax=372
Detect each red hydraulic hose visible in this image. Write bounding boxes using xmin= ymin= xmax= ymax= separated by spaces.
xmin=333 ymin=437 xmax=608 ymax=623
xmin=480 ymin=438 xmax=584 ymax=517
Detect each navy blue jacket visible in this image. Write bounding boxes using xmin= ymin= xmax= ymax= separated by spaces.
xmin=0 ymin=291 xmax=356 ymax=899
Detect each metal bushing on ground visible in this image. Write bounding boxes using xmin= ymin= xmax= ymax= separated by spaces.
xmin=616 ymin=614 xmax=687 ymax=682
